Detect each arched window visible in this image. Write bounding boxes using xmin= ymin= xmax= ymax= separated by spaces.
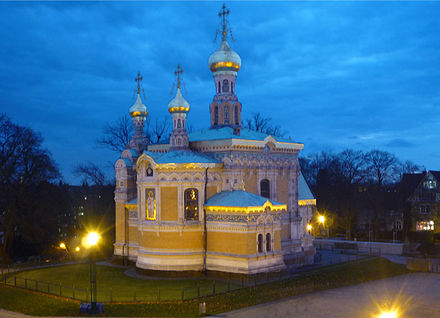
xmin=218 ymin=81 xmax=220 ymax=93
xmin=177 ymin=119 xmax=181 ymax=128
xmin=257 ymin=234 xmax=263 ymax=253
xmin=224 ymin=105 xmax=229 ymax=124
xmin=222 ymin=79 xmax=229 ymax=92
xmin=184 ymin=188 xmax=198 ymax=220
xmin=260 ymin=179 xmax=270 ymax=199
xmin=177 ymin=138 xmax=182 ymax=145
xmin=266 ymin=233 xmax=271 ymax=252
xmin=235 ymin=106 xmax=239 ymax=125
xmin=146 ymin=164 xmax=153 ymax=177
xmin=214 ymin=106 xmax=218 ymax=125
xmin=231 ymin=81 xmax=234 ymax=94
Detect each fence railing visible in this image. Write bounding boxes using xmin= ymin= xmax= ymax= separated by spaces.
xmin=0 ymin=254 xmax=370 ymax=303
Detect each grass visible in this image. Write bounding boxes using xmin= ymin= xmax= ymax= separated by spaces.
xmin=0 ymin=257 xmax=410 ymax=317
xmin=10 ymin=263 xmax=236 ymax=301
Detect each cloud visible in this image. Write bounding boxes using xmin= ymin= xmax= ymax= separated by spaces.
xmin=386 ymin=138 xmax=416 ymax=148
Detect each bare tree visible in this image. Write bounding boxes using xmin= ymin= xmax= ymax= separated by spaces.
xmin=299 ymin=151 xmax=336 ymax=187
xmin=96 ymin=115 xmax=133 ymax=153
xmin=336 ymin=149 xmax=366 ymax=185
xmin=365 ymin=150 xmax=400 ymax=187
xmin=399 ymin=160 xmax=424 ymax=175
xmin=74 ymin=161 xmax=106 ymax=186
xmin=244 ymin=112 xmax=286 ymax=137
xmin=0 ymin=114 xmax=61 ymax=263
xmin=149 ymin=117 xmax=170 ymax=145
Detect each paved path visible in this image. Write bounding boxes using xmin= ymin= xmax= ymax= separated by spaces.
xmin=216 ymin=273 xmax=440 ymax=318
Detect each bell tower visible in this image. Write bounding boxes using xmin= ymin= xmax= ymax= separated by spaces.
xmin=208 ymin=4 xmax=242 ymax=133
xmin=128 ymin=72 xmax=148 ymax=153
xmin=168 ymin=65 xmax=190 ymax=150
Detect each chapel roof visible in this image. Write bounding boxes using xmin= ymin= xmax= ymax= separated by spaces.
xmin=205 ymin=190 xmax=284 ymax=208
xmin=127 ymin=197 xmax=138 ymax=204
xmin=298 ymin=172 xmax=315 ymax=201
xmin=188 ymin=126 xmax=297 ymax=144
xmin=143 ymin=150 xmax=220 ymax=164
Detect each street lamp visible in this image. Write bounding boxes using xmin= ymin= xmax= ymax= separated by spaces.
xmin=378 ymin=311 xmax=397 ymax=318
xmin=307 ymin=224 xmax=312 ymax=234
xmin=84 ymin=231 xmax=100 ymax=314
xmin=318 ymin=215 xmax=329 ymax=239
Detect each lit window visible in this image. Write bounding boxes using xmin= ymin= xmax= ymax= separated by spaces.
xmin=184 ymin=188 xmax=198 ymax=220
xmin=417 ymin=221 xmax=434 ymax=231
xmin=424 ymin=180 xmax=437 ymax=189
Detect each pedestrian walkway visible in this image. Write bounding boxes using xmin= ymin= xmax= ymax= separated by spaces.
xmin=217 ymin=273 xmax=440 ymax=318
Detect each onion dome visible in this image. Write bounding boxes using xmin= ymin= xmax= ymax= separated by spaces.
xmin=209 ymin=40 xmax=241 ymax=76
xmin=168 ymin=87 xmax=190 ymax=114
xmin=129 ymin=93 xmax=148 ymax=118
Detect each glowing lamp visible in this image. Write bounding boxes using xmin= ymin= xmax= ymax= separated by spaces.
xmin=318 ymin=215 xmax=325 ymax=224
xmin=85 ymin=232 xmax=100 ymax=247
xmin=307 ymin=224 xmax=312 ymax=231
xmin=75 ymin=246 xmax=80 ymax=252
xmin=59 ymin=243 xmax=66 ymax=249
xmin=378 ymin=312 xmax=397 ymax=318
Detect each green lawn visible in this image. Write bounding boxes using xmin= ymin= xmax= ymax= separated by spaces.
xmin=0 ymin=257 xmax=410 ymax=317
xmin=9 ymin=264 xmax=236 ymax=302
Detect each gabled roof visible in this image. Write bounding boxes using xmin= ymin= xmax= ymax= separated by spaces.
xmin=205 ymin=190 xmax=284 ymax=208
xmin=400 ymin=172 xmax=426 ymax=191
xmin=188 ymin=126 xmax=296 ymax=144
xmin=430 ymin=171 xmax=440 ymax=181
xmin=143 ymin=150 xmax=220 ymax=164
xmin=298 ymin=172 xmax=315 ymax=201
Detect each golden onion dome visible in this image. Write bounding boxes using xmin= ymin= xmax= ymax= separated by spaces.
xmin=129 ymin=93 xmax=148 ymax=118
xmin=208 ymin=40 xmax=241 ymax=75
xmin=168 ymin=87 xmax=190 ymax=113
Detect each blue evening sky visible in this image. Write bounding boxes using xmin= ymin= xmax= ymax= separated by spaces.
xmin=0 ymin=1 xmax=439 ymax=184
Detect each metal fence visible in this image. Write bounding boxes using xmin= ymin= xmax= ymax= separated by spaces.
xmin=0 ymin=273 xmax=244 ymax=302
xmin=0 ymin=255 xmax=369 ymax=303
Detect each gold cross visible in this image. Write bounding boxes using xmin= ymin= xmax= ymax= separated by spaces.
xmin=218 ymin=3 xmax=230 ymax=41
xmin=135 ymin=72 xmax=143 ymax=95
xmin=174 ymin=65 xmax=183 ymax=89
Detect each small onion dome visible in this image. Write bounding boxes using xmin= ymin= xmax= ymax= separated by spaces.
xmin=129 ymin=93 xmax=148 ymax=117
xmin=208 ymin=40 xmax=241 ymax=75
xmin=168 ymin=87 xmax=190 ymax=114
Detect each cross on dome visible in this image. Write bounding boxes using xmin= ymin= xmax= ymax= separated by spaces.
xmin=216 ymin=3 xmax=233 ymax=42
xmin=135 ymin=72 xmax=143 ymax=95
xmin=174 ymin=65 xmax=183 ymax=89
xmin=219 ymin=3 xmax=230 ymax=41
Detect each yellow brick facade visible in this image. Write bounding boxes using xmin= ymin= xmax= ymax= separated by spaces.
xmin=160 ymin=187 xmax=178 ymax=221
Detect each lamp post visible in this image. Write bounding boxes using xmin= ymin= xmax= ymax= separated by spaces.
xmin=85 ymin=232 xmax=100 ymax=313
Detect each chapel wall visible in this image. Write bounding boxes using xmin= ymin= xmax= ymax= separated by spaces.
xmin=139 ymin=229 xmax=203 ymax=250
xmin=115 ymin=202 xmax=126 ymax=244
xmin=160 ymin=186 xmax=178 ymax=221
